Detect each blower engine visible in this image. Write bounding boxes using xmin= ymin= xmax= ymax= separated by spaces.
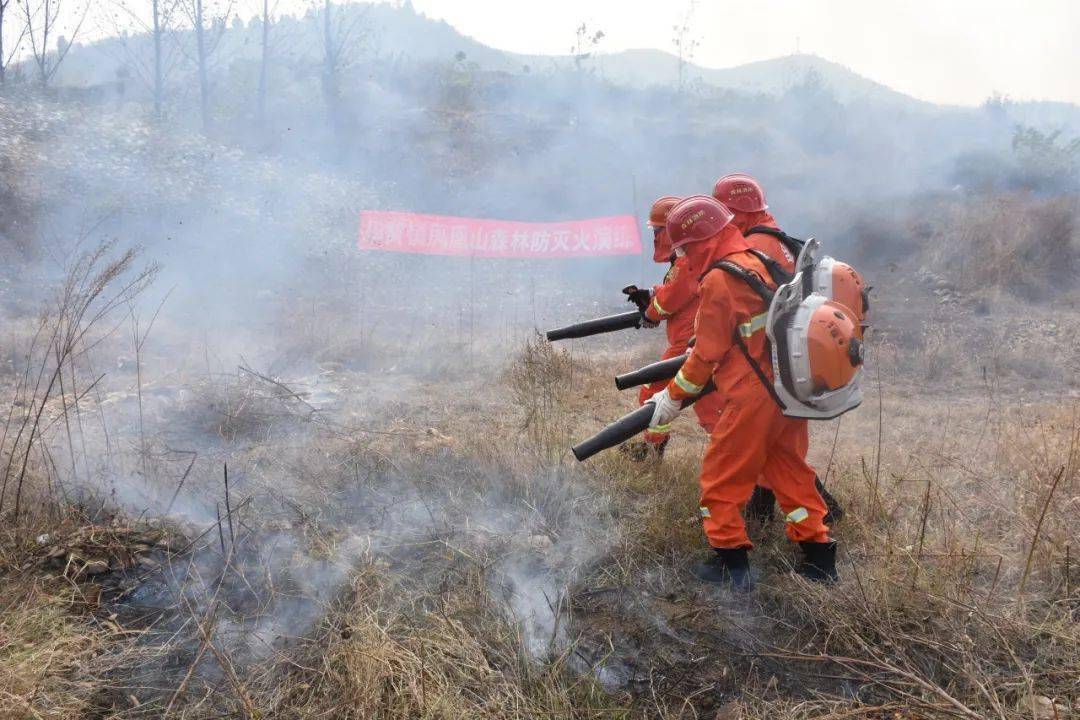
xmin=811 ymin=255 xmax=869 ymax=333
xmin=768 ymin=238 xmax=864 ymax=419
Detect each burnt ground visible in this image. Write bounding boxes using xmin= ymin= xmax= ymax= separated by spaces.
xmin=2 ymin=245 xmax=1078 ymax=718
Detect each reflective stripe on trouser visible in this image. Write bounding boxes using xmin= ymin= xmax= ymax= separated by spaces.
xmin=697 ymin=374 xmax=830 ymax=548
xmin=644 ymin=423 xmax=670 ymax=445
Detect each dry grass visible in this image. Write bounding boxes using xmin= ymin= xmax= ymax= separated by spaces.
xmin=0 ymin=584 xmax=100 ymax=719
xmin=1 ymin=325 xmax=1077 ymax=719
xmin=0 ymin=509 xmax=171 ymax=719
xmin=922 ymin=194 xmax=1078 ymax=301
xmin=506 ymin=333 xmax=576 ymax=455
xmin=177 ymin=367 xmax=319 ymax=443
xmin=273 ymin=563 xmax=620 ymax=719
xmin=1 ymin=202 xmax=1079 ymax=718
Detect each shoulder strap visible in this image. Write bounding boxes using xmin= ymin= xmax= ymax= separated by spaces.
xmin=746 ymin=248 xmax=792 ymax=286
xmin=703 ymin=259 xmax=788 ymax=411
xmin=747 ymin=225 xmax=805 ymax=259
xmin=708 ymin=260 xmax=776 ymax=304
xmin=731 ymin=329 xmax=787 ymax=410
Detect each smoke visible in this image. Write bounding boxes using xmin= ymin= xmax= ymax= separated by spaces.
xmin=2 ymin=3 xmax=1079 ymax=709
xmin=339 ymin=452 xmax=617 ymax=658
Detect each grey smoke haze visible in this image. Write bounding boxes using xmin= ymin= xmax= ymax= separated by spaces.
xmin=2 ymin=0 xmax=1079 ymax=703
xmin=4 ymin=0 xmax=1077 ymax=558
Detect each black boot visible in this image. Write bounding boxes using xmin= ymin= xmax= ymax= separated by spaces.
xmin=746 ymin=486 xmax=777 ymax=526
xmin=795 ymin=541 xmax=839 ymax=583
xmin=816 ymin=477 xmax=844 ymax=525
xmin=692 ymin=548 xmax=752 ymax=590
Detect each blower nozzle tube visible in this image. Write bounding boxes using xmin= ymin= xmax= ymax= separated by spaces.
xmin=545 ymin=310 xmax=642 ymax=342
xmin=614 ymin=354 xmax=687 ymax=390
xmin=571 ymin=381 xmax=715 ymax=462
xmin=571 ymin=405 xmax=655 ymax=461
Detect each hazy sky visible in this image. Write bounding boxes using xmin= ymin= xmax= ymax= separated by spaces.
xmin=33 ymin=0 xmax=1080 ymax=106
xmin=400 ymin=0 xmax=1079 ymax=106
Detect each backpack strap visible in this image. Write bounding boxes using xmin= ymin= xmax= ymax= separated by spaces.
xmin=704 ymin=260 xmax=788 ymax=410
xmin=731 ymin=328 xmax=787 ymax=410
xmin=747 ymin=225 xmax=805 ymax=259
xmin=746 ymin=248 xmax=793 ymax=286
xmin=708 ymin=260 xmax=775 ymax=304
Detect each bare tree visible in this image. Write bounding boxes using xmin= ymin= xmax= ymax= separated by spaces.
xmin=178 ymin=0 xmax=229 ymax=131
xmin=1 ymin=0 xmax=29 ymax=87
xmin=316 ymin=0 xmax=367 ymax=113
xmin=19 ymin=0 xmax=90 ymax=87
xmin=256 ymin=0 xmax=278 ymax=126
xmin=192 ymin=0 xmax=208 ymax=126
xmin=150 ymin=0 xmax=167 ymax=114
xmin=672 ymin=0 xmax=700 ymax=93
xmin=105 ymin=0 xmax=182 ymax=117
xmin=319 ymin=0 xmax=336 ymax=107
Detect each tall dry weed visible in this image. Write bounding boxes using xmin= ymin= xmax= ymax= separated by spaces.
xmin=925 ymin=194 xmax=1079 ymax=300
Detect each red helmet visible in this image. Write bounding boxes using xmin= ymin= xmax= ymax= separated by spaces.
xmin=666 ymin=195 xmax=734 ymax=250
xmin=648 ymin=196 xmax=681 ymax=227
xmin=712 ymin=173 xmax=768 ymax=213
xmin=648 ymin=196 xmax=680 ymax=262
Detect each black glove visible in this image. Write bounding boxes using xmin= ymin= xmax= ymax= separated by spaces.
xmin=622 ymin=285 xmax=652 ymax=314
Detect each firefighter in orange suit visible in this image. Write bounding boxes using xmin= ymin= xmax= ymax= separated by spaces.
xmin=647 ymin=195 xmax=837 ymax=588
xmin=625 ymin=196 xmax=725 ymax=457
xmin=713 ymin=173 xmax=794 ymax=272
xmin=713 ymin=173 xmax=844 ymax=527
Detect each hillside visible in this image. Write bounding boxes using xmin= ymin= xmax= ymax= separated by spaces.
xmin=2 ymin=1 xmax=1080 ymax=716
xmin=1 ymin=95 xmax=1077 ymax=714
xmin=46 ymin=1 xmax=1080 ymax=127
xmin=593 ymin=49 xmax=930 ymax=109
xmin=51 ymin=9 xmax=927 ymax=111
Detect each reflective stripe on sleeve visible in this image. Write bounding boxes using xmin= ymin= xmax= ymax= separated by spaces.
xmin=737 ymin=312 xmax=769 ymax=338
xmin=650 ymin=297 xmax=670 ymax=317
xmin=648 ymin=423 xmax=671 ymax=435
xmin=673 ymin=370 xmax=704 ymax=396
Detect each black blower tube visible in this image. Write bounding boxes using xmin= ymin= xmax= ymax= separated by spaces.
xmin=571 ymin=382 xmax=715 ymax=462
xmin=545 ymin=310 xmax=642 ymax=342
xmin=614 ymin=354 xmax=687 ymax=390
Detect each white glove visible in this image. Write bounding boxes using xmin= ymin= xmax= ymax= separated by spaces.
xmin=648 ymin=388 xmax=682 ymax=431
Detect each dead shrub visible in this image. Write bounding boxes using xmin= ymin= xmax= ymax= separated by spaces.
xmin=925 ymin=194 xmax=1079 ymax=300
xmin=507 ymin=334 xmax=572 ymax=411
xmin=177 ymin=369 xmax=317 ymax=442
xmin=505 ymin=335 xmax=574 ymax=454
xmin=276 ymin=568 xmax=618 ymax=719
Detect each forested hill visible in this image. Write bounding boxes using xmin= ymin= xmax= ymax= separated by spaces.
xmin=3 ymin=1 xmax=1079 ymax=263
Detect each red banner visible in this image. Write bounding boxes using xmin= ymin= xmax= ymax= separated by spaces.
xmin=358 ymin=211 xmax=642 ymax=258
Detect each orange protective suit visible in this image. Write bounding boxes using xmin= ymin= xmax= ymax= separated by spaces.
xmin=737 ymin=212 xmax=807 ymax=471
xmin=666 ymin=225 xmax=829 ymax=549
xmin=639 ymin=255 xmax=724 ymax=438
